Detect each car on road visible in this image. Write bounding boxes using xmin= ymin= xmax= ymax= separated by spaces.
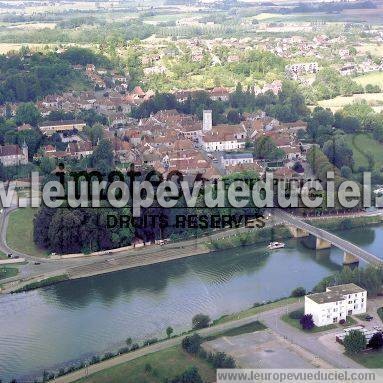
xmin=34 ymin=262 xmax=41 ymax=265
xmin=365 ymin=315 xmax=374 ymax=321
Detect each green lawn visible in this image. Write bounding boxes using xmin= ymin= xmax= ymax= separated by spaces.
xmin=6 ymin=207 xmax=47 ymax=257
xmin=377 ymin=307 xmax=383 ymax=322
xmin=213 ymin=297 xmax=299 ymax=325
xmin=355 ymin=72 xmax=383 ymax=89
xmin=344 ymin=133 xmax=383 ymax=171
xmin=282 ymin=310 xmax=337 ymax=333
xmin=75 ymin=345 xmax=216 ymax=383
xmin=0 ymin=250 xmax=6 ymax=259
xmin=344 ymin=316 xmax=358 ymax=326
xmin=348 ymin=349 xmax=383 ymax=368
xmin=0 ymin=266 xmax=18 ymax=280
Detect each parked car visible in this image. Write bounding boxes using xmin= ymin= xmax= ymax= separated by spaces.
xmin=365 ymin=315 xmax=374 ymax=321
xmin=34 ymin=262 xmax=41 ymax=265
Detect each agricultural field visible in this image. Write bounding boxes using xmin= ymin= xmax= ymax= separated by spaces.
xmin=318 ymin=93 xmax=383 ymax=113
xmin=354 ymin=72 xmax=383 ymax=89
xmin=344 ymin=134 xmax=383 ymax=172
xmin=356 ymin=43 xmax=383 ymax=57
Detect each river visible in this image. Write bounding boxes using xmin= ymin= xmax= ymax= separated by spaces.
xmin=0 ymin=224 xmax=381 ymax=381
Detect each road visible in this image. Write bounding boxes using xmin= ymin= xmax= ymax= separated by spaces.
xmin=257 ymin=304 xmax=362 ymax=369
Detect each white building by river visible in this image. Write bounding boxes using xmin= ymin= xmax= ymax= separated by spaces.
xmin=305 ymin=283 xmax=367 ymax=327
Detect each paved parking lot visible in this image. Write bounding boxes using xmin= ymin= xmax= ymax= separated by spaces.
xmin=203 ymin=330 xmax=316 ymax=369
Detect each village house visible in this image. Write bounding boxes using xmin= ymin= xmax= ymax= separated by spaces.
xmin=65 ymin=141 xmax=94 ymax=159
xmin=305 ymin=284 xmax=367 ymax=327
xmin=285 ymin=62 xmax=319 ymax=76
xmin=39 ymin=120 xmax=86 ymax=136
xmin=221 ymin=152 xmax=254 ymax=167
xmin=0 ymin=143 xmax=28 ymax=166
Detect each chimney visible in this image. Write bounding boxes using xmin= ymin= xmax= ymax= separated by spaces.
xmin=202 ymin=110 xmax=212 ymax=133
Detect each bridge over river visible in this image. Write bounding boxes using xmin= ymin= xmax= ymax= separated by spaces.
xmin=273 ymin=209 xmax=383 ymax=266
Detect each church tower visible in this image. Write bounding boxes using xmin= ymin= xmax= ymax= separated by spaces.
xmin=22 ymin=140 xmax=28 ymax=163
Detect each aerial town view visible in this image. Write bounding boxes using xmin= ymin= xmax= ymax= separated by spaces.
xmin=2 ymin=0 xmax=383 ymax=382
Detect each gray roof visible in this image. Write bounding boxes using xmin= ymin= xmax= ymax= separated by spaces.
xmin=306 ymin=291 xmax=344 ymax=304
xmin=306 ymin=283 xmax=366 ymax=304
xmin=223 ymin=152 xmax=253 ymax=159
xmin=327 ymin=283 xmax=366 ymax=295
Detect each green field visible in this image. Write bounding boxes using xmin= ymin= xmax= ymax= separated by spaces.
xmin=0 ymin=266 xmax=18 ymax=280
xmin=344 ymin=134 xmax=383 ymax=171
xmin=318 ymin=93 xmax=383 ymax=113
xmin=6 ymin=207 xmax=46 ymax=257
xmin=355 ymin=72 xmax=383 ymax=89
xmin=76 ymin=345 xmax=216 ymax=383
xmin=349 ymin=349 xmax=383 ymax=368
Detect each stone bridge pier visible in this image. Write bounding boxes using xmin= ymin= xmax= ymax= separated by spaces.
xmin=315 ymin=237 xmax=332 ymax=250
xmin=343 ymin=252 xmax=360 ymax=266
xmin=287 ymin=225 xmax=309 ymax=238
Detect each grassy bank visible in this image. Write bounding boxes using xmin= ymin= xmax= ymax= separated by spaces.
xmin=13 ymin=274 xmax=69 ymax=293
xmin=207 ymin=225 xmax=292 ymax=251
xmin=205 ymin=320 xmax=266 ymax=341
xmin=308 ymin=215 xmax=382 ymax=232
xmin=75 ymin=345 xmax=216 ymax=383
xmin=6 ymin=207 xmax=46 ymax=257
xmin=213 ymin=296 xmax=299 ymax=325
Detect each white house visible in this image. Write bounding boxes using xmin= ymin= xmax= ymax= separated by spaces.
xmin=222 ymin=152 xmax=254 ymax=167
xmin=305 ymin=283 xmax=367 ymax=327
xmin=0 ymin=143 xmax=28 ymax=166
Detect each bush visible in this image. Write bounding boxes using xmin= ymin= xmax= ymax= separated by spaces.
xmin=300 ymin=314 xmax=314 ymax=330
xmin=101 ymin=352 xmax=115 ymax=361
xmin=291 ymin=287 xmax=306 ymax=297
xmin=182 ymin=334 xmax=203 ymax=354
xmin=344 ymin=330 xmax=367 ymax=354
xmin=143 ymin=338 xmax=158 ymax=346
xmin=118 ymin=347 xmax=130 ymax=354
xmin=368 ymin=332 xmax=383 ymax=350
xmin=90 ymin=356 xmax=100 ymax=364
xmin=130 ymin=343 xmax=139 ymax=351
xmin=339 ymin=319 xmax=346 ymax=325
xmin=171 ymin=366 xmax=203 ymax=383
xmin=289 ymin=308 xmax=304 ymax=320
xmin=210 ymin=352 xmax=236 ymax=368
xmin=192 ymin=314 xmax=211 ymax=330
